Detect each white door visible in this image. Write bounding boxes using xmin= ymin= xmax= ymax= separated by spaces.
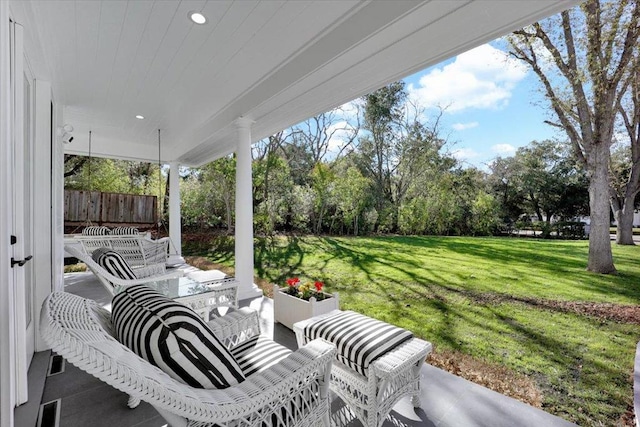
xmin=10 ymin=19 xmax=34 ymax=406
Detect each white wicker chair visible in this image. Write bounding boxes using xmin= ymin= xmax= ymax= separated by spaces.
xmin=75 ymin=229 xmax=169 ymax=267
xmin=65 ymin=244 xmax=183 ymax=295
xmin=40 ymin=291 xmax=337 ymax=427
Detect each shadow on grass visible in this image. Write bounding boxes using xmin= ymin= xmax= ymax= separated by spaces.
xmin=322 ymin=235 xmax=640 ymax=303
xmin=254 ymin=236 xmax=306 ymax=285
xmin=185 ymin=233 xmax=636 ymax=425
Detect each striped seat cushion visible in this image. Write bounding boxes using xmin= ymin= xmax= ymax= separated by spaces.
xmin=111 ymin=285 xmax=245 ymax=389
xmin=110 ymin=226 xmax=139 ymax=236
xmin=230 ymin=335 xmax=292 ymax=377
xmin=92 ymin=248 xmax=137 ymax=280
xmin=82 ymin=225 xmax=110 ymax=235
xmin=303 ymin=310 xmax=413 ymax=376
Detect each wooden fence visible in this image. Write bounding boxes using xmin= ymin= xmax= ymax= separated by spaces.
xmin=64 ymin=190 xmax=157 ymax=227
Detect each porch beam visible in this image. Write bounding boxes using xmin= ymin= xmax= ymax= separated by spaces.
xmin=234 ymin=118 xmax=262 ymax=301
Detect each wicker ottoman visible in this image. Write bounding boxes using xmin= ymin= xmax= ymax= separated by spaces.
xmin=294 ymin=310 xmax=432 ymax=427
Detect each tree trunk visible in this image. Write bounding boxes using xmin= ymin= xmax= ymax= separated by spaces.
xmin=316 ymin=203 xmax=325 ymax=234
xmin=614 ymin=203 xmax=635 ymax=245
xmin=587 ymin=143 xmax=616 ymax=273
xmin=534 ymin=205 xmax=543 ymax=222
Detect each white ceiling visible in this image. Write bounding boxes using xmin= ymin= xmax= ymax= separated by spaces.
xmin=12 ymin=0 xmax=579 ymax=167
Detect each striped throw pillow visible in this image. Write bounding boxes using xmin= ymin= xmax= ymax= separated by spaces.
xmin=303 ymin=311 xmax=413 ymax=376
xmin=111 ymin=285 xmax=245 ymax=389
xmin=92 ymin=248 xmax=137 ymax=280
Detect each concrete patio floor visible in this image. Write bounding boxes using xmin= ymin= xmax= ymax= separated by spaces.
xmin=21 ymin=271 xmax=577 ymax=427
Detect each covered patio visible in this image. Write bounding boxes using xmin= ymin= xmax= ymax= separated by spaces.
xmin=16 ymin=271 xmax=575 ymax=427
xmin=0 ymin=1 xmax=582 ymax=427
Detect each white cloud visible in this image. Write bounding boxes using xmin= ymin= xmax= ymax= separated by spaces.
xmin=326 ymin=121 xmax=352 ymax=152
xmin=491 ymin=143 xmax=516 ymax=155
xmin=335 ymin=100 xmax=361 ymax=122
xmin=452 ymin=121 xmax=479 ymax=131
xmin=451 ymin=148 xmax=480 ymax=162
xmin=407 ymin=44 xmax=528 ymax=112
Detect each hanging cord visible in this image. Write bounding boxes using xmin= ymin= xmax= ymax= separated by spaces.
xmin=157 ymin=129 xmax=162 ymax=235
xmin=86 ymin=130 xmax=93 ymax=226
xmin=155 ymin=129 xmax=178 ymax=259
xmin=71 ymin=130 xmax=94 ymax=234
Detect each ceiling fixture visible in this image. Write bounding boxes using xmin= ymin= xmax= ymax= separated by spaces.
xmin=135 ymin=115 xmax=144 ymax=120
xmin=57 ymin=123 xmax=74 ymax=144
xmin=189 ymin=12 xmax=207 ymax=25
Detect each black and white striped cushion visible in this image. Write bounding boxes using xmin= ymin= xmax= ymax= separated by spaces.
xmin=110 ymin=226 xmax=139 ymax=236
xmin=92 ymin=248 xmax=137 ymax=280
xmin=230 ymin=335 xmax=292 ymax=377
xmin=112 ymin=285 xmax=245 ymax=389
xmin=82 ymin=226 xmax=110 ymax=236
xmin=303 ymin=311 xmax=413 ymax=376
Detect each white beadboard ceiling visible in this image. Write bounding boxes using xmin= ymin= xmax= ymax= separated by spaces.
xmin=12 ymin=0 xmax=579 ymax=167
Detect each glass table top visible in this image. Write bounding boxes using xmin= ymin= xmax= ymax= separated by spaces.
xmin=137 ymin=276 xmax=214 ymax=299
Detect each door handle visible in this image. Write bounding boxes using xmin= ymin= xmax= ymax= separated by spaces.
xmin=11 ymin=255 xmax=32 ymax=268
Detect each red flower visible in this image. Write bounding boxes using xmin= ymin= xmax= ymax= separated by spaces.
xmin=286 ymin=277 xmax=300 ymax=287
xmin=314 ymin=281 xmax=324 ymax=292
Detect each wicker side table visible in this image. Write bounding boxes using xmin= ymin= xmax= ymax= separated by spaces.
xmin=141 ymin=276 xmax=238 ymax=321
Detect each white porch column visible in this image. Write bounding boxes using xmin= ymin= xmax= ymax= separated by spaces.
xmin=167 ymin=161 xmax=185 ymax=265
xmin=235 ymin=118 xmax=262 ymax=300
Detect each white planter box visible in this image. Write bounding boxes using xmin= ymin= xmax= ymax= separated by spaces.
xmin=273 ymin=287 xmax=339 ymax=329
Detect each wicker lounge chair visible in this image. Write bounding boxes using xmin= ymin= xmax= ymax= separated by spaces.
xmin=75 ymin=226 xmax=169 ymax=267
xmin=64 ymin=244 xmax=182 ymax=295
xmin=40 ymin=291 xmax=336 ymax=427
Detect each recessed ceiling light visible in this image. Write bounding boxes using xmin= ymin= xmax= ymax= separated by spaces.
xmin=189 ymin=11 xmax=207 ymax=25
xmin=135 ymin=115 xmax=144 ymax=120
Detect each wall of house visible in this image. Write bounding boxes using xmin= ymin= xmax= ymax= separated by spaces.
xmin=0 ymin=2 xmax=17 ymax=425
xmin=0 ymin=1 xmax=63 ymax=422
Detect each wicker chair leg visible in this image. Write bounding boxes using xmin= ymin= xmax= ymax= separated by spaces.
xmin=368 ymin=411 xmax=378 ymax=427
xmin=411 ymin=394 xmax=421 ymax=408
xmin=322 ymin=410 xmax=330 ymax=427
xmin=411 ymin=362 xmax=422 ymax=408
xmin=128 ymin=395 xmax=141 ymax=409
xmin=320 ymin=360 xmax=332 ymax=427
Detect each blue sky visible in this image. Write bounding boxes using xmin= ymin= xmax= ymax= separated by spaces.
xmin=403 ymin=42 xmax=565 ymax=170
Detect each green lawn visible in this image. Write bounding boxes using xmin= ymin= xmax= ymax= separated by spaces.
xmin=184 ymin=235 xmax=640 ymax=426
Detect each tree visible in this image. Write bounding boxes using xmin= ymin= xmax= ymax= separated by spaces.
xmin=508 ymin=0 xmax=640 ymax=273
xmin=470 ymin=192 xmax=501 ymax=236
xmin=290 ymin=109 xmax=359 ymax=166
xmin=392 ymin=107 xmax=452 ymax=231
xmin=309 ymin=163 xmax=336 ymax=233
xmin=252 ymin=154 xmax=295 ymax=235
xmin=64 ymin=154 xmax=87 ymax=178
xmin=334 ymin=162 xmax=371 ymax=235
xmin=201 ymin=157 xmax=236 ymax=232
xmin=610 ymin=65 xmax=640 ymax=243
xmin=487 ymin=156 xmax=526 ymax=228
xmin=514 ymin=140 xmax=589 ymax=225
xmin=357 ymin=82 xmax=407 ymax=231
